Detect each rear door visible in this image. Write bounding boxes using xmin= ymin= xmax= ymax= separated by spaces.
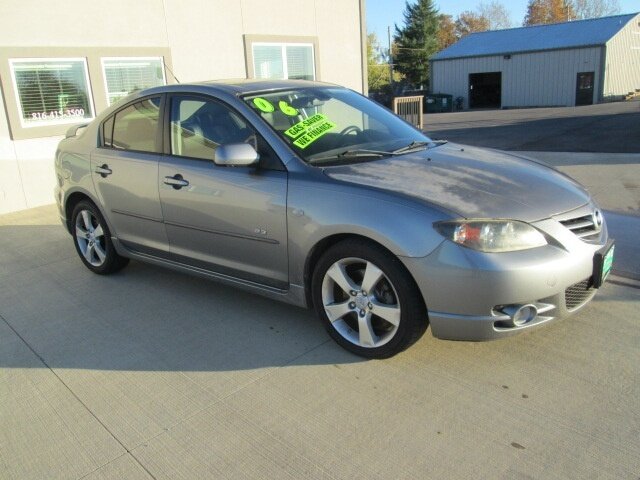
xmin=158 ymin=94 xmax=289 ymax=288
xmin=91 ymin=95 xmax=169 ymax=254
xmin=576 ymin=72 xmax=594 ymax=106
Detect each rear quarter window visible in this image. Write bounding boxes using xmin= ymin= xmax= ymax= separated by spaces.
xmin=102 ymin=115 xmax=114 ymax=147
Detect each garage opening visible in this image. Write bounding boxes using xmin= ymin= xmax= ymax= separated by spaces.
xmin=469 ymin=72 xmax=502 ymax=109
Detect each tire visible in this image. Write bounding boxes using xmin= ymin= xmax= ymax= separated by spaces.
xmin=71 ymin=200 xmax=129 ymax=275
xmin=311 ymin=239 xmax=428 ymax=358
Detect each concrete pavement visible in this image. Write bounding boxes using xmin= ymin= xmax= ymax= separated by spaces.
xmin=517 ymin=151 xmax=640 ymax=280
xmin=2 ymin=102 xmax=639 ymax=479
xmin=1 ymin=205 xmax=639 ymax=479
xmin=519 ymin=151 xmax=640 ymax=216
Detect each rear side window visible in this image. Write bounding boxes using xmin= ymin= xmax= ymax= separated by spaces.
xmin=111 ymin=97 xmax=161 ymax=153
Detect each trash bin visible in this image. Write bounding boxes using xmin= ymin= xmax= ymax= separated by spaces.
xmin=425 ymin=94 xmax=453 ymax=113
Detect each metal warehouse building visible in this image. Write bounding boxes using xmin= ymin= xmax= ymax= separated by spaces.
xmin=430 ymin=13 xmax=640 ymax=109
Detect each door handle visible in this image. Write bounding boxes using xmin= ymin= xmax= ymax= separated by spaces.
xmin=164 ymin=174 xmax=189 ymax=190
xmin=94 ymin=164 xmax=112 ymax=178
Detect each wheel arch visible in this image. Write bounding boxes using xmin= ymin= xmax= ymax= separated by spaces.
xmin=303 ymin=233 xmax=425 ymax=311
xmin=63 ymin=189 xmax=112 ymax=236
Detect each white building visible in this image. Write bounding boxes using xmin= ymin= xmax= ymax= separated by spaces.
xmin=430 ymin=13 xmax=640 ymax=110
xmin=0 ymin=0 xmax=367 ymax=214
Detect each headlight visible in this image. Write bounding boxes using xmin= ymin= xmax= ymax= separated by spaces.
xmin=434 ymin=220 xmax=547 ymax=252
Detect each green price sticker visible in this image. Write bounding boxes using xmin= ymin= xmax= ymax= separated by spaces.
xmin=253 ymin=97 xmax=275 ymax=113
xmin=279 ymin=101 xmax=298 ymax=116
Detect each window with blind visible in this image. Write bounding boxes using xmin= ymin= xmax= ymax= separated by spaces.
xmin=9 ymin=58 xmax=94 ymax=127
xmin=252 ymin=44 xmax=315 ymax=81
xmin=102 ymin=57 xmax=166 ymax=106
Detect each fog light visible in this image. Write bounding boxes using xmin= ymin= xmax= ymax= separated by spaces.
xmin=501 ymin=304 xmax=538 ymax=327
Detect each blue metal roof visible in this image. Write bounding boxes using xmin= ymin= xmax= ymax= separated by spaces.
xmin=431 ymin=13 xmax=638 ymax=61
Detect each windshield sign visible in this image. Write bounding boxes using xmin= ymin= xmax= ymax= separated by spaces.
xmin=243 ymin=88 xmax=432 ymax=165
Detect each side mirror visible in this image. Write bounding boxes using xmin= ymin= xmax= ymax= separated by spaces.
xmin=214 ymin=143 xmax=260 ymax=167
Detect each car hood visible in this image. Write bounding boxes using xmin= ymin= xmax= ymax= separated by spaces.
xmin=322 ymin=143 xmax=590 ymax=222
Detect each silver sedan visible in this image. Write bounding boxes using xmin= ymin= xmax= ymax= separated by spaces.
xmin=54 ymin=80 xmax=614 ymax=358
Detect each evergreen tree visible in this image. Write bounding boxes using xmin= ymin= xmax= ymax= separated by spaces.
xmin=393 ymin=0 xmax=440 ymax=88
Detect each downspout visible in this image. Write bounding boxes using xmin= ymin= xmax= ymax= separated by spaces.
xmin=598 ymin=44 xmax=607 ymax=103
xmin=359 ymin=0 xmax=368 ymax=95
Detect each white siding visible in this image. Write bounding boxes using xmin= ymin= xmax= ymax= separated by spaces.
xmin=431 ymin=47 xmax=602 ymax=108
xmin=0 ymin=0 xmax=364 ymax=214
xmin=603 ymin=13 xmax=640 ymax=99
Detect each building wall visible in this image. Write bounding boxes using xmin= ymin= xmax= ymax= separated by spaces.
xmin=603 ymin=13 xmax=640 ymax=100
xmin=431 ymin=47 xmax=602 ymax=109
xmin=0 ymin=0 xmax=364 ymax=214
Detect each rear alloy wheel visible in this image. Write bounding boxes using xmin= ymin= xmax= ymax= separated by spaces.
xmin=71 ymin=200 xmax=129 ymax=274
xmin=312 ymin=239 xmax=427 ymax=358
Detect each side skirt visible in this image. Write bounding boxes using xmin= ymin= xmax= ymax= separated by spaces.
xmin=111 ymin=238 xmax=308 ymax=308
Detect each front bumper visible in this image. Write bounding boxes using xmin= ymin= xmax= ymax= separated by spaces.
xmin=401 ymin=210 xmax=609 ymax=341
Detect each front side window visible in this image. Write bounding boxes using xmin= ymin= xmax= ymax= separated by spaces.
xmin=9 ymin=58 xmax=94 ymax=127
xmin=243 ymin=88 xmax=431 ymax=165
xmin=111 ymin=97 xmax=161 ymax=153
xmin=102 ymin=57 xmax=166 ymax=106
xmin=252 ymin=44 xmax=315 ymax=81
xmin=170 ymin=96 xmax=256 ymax=161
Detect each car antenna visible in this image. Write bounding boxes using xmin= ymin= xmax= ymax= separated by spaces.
xmin=164 ymin=63 xmax=180 ymax=84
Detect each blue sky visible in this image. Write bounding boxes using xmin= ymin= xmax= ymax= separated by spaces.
xmin=367 ymin=0 xmax=640 ymax=43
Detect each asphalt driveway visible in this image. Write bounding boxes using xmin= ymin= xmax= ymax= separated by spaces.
xmin=425 ymin=101 xmax=640 ymax=153
xmin=1 ymin=205 xmax=639 ymax=479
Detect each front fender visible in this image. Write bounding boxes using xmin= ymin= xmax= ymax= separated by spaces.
xmin=287 ymin=176 xmax=448 ymax=286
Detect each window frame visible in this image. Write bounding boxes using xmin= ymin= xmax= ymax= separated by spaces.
xmin=251 ymin=42 xmax=316 ymax=81
xmin=243 ymin=34 xmax=320 ymax=84
xmin=99 ymin=94 xmax=165 ymax=155
xmin=8 ymin=57 xmax=96 ymax=129
xmin=100 ymin=56 xmax=167 ymax=106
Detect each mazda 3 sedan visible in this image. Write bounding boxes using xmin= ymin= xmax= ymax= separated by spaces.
xmin=54 ymin=80 xmax=614 ymax=358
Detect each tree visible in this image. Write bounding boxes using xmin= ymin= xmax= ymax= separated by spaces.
xmin=393 ymin=0 xmax=440 ymax=88
xmin=478 ymin=1 xmax=513 ymax=30
xmin=367 ymin=33 xmax=403 ymax=93
xmin=455 ymin=11 xmax=490 ymax=38
xmin=367 ymin=33 xmax=388 ymax=92
xmin=437 ymin=14 xmax=457 ymax=50
xmin=524 ymin=0 xmax=575 ymax=25
xmin=573 ymin=0 xmax=621 ymax=19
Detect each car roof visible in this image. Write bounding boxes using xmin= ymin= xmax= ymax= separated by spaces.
xmin=138 ymin=79 xmax=339 ymax=97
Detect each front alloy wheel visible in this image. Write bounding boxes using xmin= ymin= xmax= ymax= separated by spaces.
xmin=322 ymin=258 xmax=401 ymax=348
xmin=312 ymin=239 xmax=428 ymax=358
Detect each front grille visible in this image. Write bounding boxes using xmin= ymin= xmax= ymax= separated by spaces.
xmin=565 ymin=279 xmax=594 ymax=310
xmin=559 ymin=213 xmax=599 ymax=239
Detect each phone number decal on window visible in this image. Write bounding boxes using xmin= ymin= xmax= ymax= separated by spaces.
xmin=30 ymin=108 xmax=86 ymax=121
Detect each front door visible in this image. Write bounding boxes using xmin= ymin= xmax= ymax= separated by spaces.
xmin=159 ymin=95 xmax=289 ymax=289
xmin=576 ymin=72 xmax=595 ymax=106
xmin=91 ymin=96 xmax=169 ymax=254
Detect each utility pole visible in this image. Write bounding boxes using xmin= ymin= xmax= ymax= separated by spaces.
xmin=387 ymin=26 xmax=394 ymax=93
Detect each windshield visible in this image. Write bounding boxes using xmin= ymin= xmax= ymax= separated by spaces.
xmin=242 ymin=87 xmax=432 ymax=165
